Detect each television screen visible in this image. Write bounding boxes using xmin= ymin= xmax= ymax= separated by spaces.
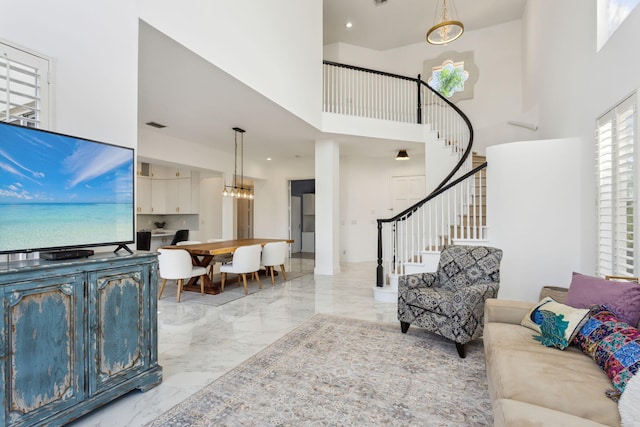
xmin=0 ymin=122 xmax=134 ymax=254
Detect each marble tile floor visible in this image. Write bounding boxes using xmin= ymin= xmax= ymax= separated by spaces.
xmin=69 ymin=258 xmax=398 ymax=427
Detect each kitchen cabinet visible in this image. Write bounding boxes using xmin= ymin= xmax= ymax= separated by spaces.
xmin=0 ymin=253 xmax=161 ymax=427
xmin=136 ymin=177 xmax=152 ymax=214
xmin=151 ymin=179 xmax=167 ymax=214
xmin=137 ymin=165 xmax=199 ymax=215
xmin=165 ymin=178 xmax=192 ymax=214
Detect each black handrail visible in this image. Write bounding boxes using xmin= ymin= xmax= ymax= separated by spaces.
xmin=322 ymin=60 xmax=476 ymax=287
xmin=376 ymin=162 xmax=487 ymax=286
xmin=324 ymin=60 xmax=474 ymax=193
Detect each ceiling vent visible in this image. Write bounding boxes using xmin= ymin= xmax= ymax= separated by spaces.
xmin=374 ymin=0 xmax=388 ymax=4
xmin=146 ymin=121 xmax=166 ymax=129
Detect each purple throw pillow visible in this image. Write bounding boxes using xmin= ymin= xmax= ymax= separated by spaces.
xmin=565 ymin=272 xmax=640 ymax=327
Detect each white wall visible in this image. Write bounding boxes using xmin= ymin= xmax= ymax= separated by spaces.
xmin=487 ymin=138 xmax=584 ymax=302
xmin=340 ymin=154 xmax=425 ymax=262
xmin=139 ymin=0 xmax=323 ymax=129
xmin=1 ymin=1 xmax=139 ymax=147
xmin=521 ymin=0 xmax=640 ymax=278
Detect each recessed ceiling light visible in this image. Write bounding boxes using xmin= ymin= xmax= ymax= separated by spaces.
xmin=345 ymin=22 xmax=353 ymax=29
xmin=267 ymin=157 xmax=272 ymax=161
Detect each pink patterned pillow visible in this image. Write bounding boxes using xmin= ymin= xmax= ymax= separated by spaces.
xmin=565 ymin=272 xmax=640 ymax=327
xmin=573 ymin=307 xmax=640 ymax=398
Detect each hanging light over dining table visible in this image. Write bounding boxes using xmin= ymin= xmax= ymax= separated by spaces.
xmin=222 ymin=127 xmax=254 ymax=199
xmin=426 ymin=0 xmax=464 ymax=45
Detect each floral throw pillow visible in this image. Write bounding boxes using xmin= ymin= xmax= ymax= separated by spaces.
xmin=573 ymin=306 xmax=640 ymax=398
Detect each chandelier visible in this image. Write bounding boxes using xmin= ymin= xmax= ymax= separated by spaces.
xmin=426 ymin=0 xmax=464 ymax=45
xmin=222 ymin=127 xmax=254 ymax=199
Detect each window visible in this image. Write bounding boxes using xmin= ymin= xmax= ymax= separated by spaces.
xmin=596 ymin=93 xmax=636 ymax=277
xmin=597 ymin=0 xmax=640 ymax=50
xmin=428 ymin=60 xmax=468 ymax=99
xmin=0 ymin=41 xmax=50 ymax=128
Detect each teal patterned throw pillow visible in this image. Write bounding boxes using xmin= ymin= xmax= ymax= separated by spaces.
xmin=521 ymin=297 xmax=590 ymax=350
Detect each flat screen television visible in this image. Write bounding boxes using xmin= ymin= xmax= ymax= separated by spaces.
xmin=0 ymin=121 xmax=134 ymax=255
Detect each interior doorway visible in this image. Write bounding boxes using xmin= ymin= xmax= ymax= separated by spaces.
xmin=236 ymin=197 xmax=253 ymax=239
xmin=289 ymin=179 xmax=315 ymax=257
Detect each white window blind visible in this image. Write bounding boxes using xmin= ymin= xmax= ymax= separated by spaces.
xmin=596 ymin=93 xmax=636 ymax=277
xmin=0 ymin=42 xmax=49 ymax=128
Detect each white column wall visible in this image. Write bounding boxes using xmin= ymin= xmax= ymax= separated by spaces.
xmin=315 ymin=140 xmax=340 ymax=275
xmin=487 ymin=138 xmax=583 ymax=302
xmin=139 ymin=0 xmax=323 ymax=129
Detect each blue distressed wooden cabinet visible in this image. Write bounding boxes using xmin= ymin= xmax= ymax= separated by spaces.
xmin=0 ymin=252 xmax=162 ymax=427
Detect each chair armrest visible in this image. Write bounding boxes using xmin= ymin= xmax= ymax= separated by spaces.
xmin=398 ymin=272 xmax=438 ymax=291
xmin=484 ymin=298 xmax=536 ymax=325
xmin=451 ymin=282 xmax=500 ymax=311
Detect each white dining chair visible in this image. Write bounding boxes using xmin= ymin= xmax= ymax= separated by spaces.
xmin=220 ymin=244 xmax=262 ymax=295
xmin=261 ymin=241 xmax=288 ymax=285
xmin=157 ymin=248 xmax=208 ymax=303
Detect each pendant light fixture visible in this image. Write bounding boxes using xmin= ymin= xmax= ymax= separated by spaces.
xmin=426 ymin=0 xmax=464 ymax=45
xmin=222 ymin=127 xmax=254 ymax=199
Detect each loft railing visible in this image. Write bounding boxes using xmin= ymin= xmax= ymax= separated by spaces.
xmin=320 ymin=60 xmax=479 ymax=286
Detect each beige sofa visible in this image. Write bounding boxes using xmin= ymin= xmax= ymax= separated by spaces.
xmin=483 ymin=298 xmax=621 ymax=427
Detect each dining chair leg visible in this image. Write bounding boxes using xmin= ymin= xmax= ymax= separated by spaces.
xmin=199 ymin=275 xmax=206 ymax=295
xmin=280 ymin=264 xmax=287 ymax=281
xmin=177 ymin=278 xmax=184 ymax=303
xmin=255 ymin=271 xmax=262 ymax=289
xmin=269 ymin=266 xmax=275 ymax=285
xmin=159 ymin=278 xmax=168 ymax=299
xmin=221 ymin=272 xmax=226 ymax=292
xmin=241 ymin=273 xmax=248 ymax=295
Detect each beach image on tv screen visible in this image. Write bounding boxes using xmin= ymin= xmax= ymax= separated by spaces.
xmin=0 ymin=124 xmax=134 ymax=253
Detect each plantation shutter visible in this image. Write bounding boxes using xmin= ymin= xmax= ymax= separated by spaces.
xmin=0 ymin=42 xmax=50 ymax=128
xmin=596 ymin=93 xmax=636 ymax=277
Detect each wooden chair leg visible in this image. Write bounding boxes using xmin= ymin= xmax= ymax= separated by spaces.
xmin=280 ymin=264 xmax=287 ymax=281
xmin=159 ymin=278 xmax=167 ymax=299
xmin=177 ymin=279 xmax=184 ymax=303
xmin=255 ymin=271 xmax=262 ymax=289
xmin=269 ymin=266 xmax=275 ymax=284
xmin=199 ymin=275 xmax=206 ymax=295
xmin=241 ymin=273 xmax=248 ymax=295
xmin=221 ymin=272 xmax=226 ymax=292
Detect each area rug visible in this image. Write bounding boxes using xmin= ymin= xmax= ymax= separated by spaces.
xmin=147 ymin=314 xmax=492 ymax=426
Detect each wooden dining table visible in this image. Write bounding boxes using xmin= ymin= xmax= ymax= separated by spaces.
xmin=161 ymin=238 xmax=293 ymax=295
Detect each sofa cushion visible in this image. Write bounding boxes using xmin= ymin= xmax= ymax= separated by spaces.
xmin=574 ymin=306 xmax=640 ymax=397
xmin=484 ymin=322 xmax=620 ymax=426
xmin=520 ymin=297 xmax=589 ymax=349
xmin=493 ymin=399 xmax=613 ymax=427
xmin=565 ymin=272 xmax=640 ymax=327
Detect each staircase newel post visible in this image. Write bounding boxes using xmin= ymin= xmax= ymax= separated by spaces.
xmin=376 ymin=220 xmax=384 ymax=287
xmin=416 ymin=74 xmax=422 ymax=124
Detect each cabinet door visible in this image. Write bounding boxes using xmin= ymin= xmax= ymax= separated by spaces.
xmin=87 ymin=265 xmax=150 ymax=395
xmin=0 ymin=274 xmax=85 ymax=427
xmin=166 ymin=178 xmax=192 ymax=214
xmin=151 ymin=179 xmax=167 ymax=214
xmin=137 ymin=177 xmax=152 ymax=214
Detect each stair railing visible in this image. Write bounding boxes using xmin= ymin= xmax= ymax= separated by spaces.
xmin=321 ymin=60 xmax=477 ymax=286
xmin=377 ymin=163 xmax=487 ymax=284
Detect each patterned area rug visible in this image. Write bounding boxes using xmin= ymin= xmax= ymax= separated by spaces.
xmin=147 ymin=314 xmax=492 ymax=426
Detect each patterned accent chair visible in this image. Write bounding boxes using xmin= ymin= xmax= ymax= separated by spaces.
xmin=398 ymin=245 xmax=503 ymax=358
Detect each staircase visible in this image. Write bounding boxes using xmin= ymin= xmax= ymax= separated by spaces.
xmin=321 ymin=60 xmax=487 ymax=297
